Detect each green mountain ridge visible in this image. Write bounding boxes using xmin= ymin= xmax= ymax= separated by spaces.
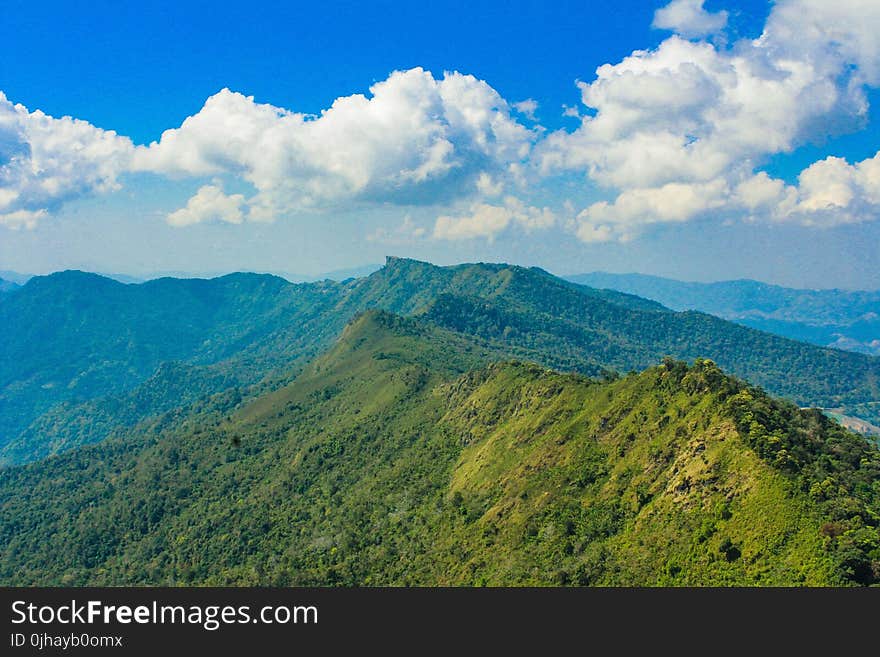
xmin=567 ymin=272 xmax=880 ymax=356
xmin=2 ymin=257 xmax=879 ymax=467
xmin=1 ymin=310 xmax=877 ymax=586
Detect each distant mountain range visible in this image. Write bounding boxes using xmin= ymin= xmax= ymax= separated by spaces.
xmin=567 ymin=272 xmax=880 ymax=356
xmin=0 ymin=264 xmax=384 ymax=287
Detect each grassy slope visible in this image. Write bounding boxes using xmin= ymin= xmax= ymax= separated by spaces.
xmin=1 ymin=311 xmax=877 ymax=586
xmin=437 ymin=365 xmax=837 ymax=585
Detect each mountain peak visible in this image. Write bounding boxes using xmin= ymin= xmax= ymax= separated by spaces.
xmin=25 ymin=270 xmax=124 ymax=292
xmin=384 ymin=255 xmax=426 ymax=268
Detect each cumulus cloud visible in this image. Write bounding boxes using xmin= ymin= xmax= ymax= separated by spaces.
xmin=575 ymin=179 xmax=728 ymax=241
xmin=0 ymin=91 xmax=133 ymax=228
xmin=733 ymin=172 xmax=793 ymax=212
xmin=575 ymin=147 xmax=880 ymax=239
xmin=4 ymin=1 xmax=880 ymax=243
xmin=1 ymin=68 xmax=535 ymax=230
xmin=133 ymin=68 xmax=536 ymax=222
xmin=763 ymin=0 xmax=880 ymax=87
xmin=543 ymin=0 xmax=880 ymax=241
xmin=0 ymin=209 xmax=48 ymax=230
xmin=166 ymin=183 xmax=246 ymax=227
xmin=652 ymin=0 xmax=728 ymax=39
xmin=736 ymin=151 xmax=880 ymax=225
xmin=433 ymin=196 xmax=555 ymax=241
xmin=475 ymin=172 xmax=504 ymax=196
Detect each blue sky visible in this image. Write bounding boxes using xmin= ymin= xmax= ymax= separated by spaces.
xmin=1 ymin=0 xmax=878 ymax=288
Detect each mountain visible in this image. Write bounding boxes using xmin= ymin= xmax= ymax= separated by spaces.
xmin=2 ymin=258 xmax=879 ymax=466
xmin=313 ymin=263 xmax=383 ymax=281
xmin=1 ymin=311 xmax=877 ymax=585
xmin=0 ymin=278 xmax=19 ymax=295
xmin=0 ymin=260 xmax=672 ymax=464
xmin=0 ymin=270 xmax=342 ymax=459
xmin=0 ymin=270 xmax=32 ymax=285
xmin=567 ymin=272 xmax=880 ymax=356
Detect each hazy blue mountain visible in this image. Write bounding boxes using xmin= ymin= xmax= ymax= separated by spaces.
xmin=567 ymin=272 xmax=880 ymax=356
xmin=0 ymin=271 xmax=32 ymax=285
xmin=99 ymin=273 xmax=145 ymax=284
xmin=314 ymin=263 xmax=383 ymax=281
xmin=0 ymin=278 xmax=19 ymax=294
xmin=0 ymin=270 xmax=345 ymax=456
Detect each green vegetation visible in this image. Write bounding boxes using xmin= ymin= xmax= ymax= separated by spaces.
xmin=0 ymin=362 xmax=245 ymax=466
xmin=1 ymin=311 xmax=877 ymax=586
xmin=568 ymin=271 xmax=880 ymax=356
xmin=2 ymin=257 xmax=878 ymax=466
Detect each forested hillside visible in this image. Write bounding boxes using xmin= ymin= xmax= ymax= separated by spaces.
xmin=2 ymin=258 xmax=878 ymax=466
xmin=569 ymin=272 xmax=880 ymax=356
xmin=1 ymin=311 xmax=877 ymax=586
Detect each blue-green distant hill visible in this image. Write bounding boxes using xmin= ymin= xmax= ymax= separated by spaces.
xmin=0 ymin=271 xmax=31 ymax=286
xmin=0 ymin=278 xmax=19 ymax=295
xmin=567 ymin=272 xmax=880 ymax=356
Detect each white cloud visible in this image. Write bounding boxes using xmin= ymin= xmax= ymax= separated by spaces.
xmin=367 ymin=215 xmax=428 ymax=244
xmin=575 ymin=179 xmax=728 ymax=241
xmin=166 ymin=183 xmax=246 ymax=227
xmin=4 ymin=1 xmax=880 ymax=242
xmin=796 ymin=157 xmax=857 ymax=213
xmin=751 ymin=151 xmax=880 ymax=226
xmin=653 ymin=0 xmax=728 ymax=39
xmin=475 ymin=172 xmax=504 ymax=196
xmin=1 ymin=68 xmax=536 ymax=230
xmin=540 ymin=0 xmax=880 ymax=242
xmin=434 ymin=204 xmax=513 ymax=241
xmin=763 ymin=0 xmax=880 ymax=87
xmin=573 ymin=149 xmax=880 ymax=241
xmin=433 ymin=196 xmax=555 ymax=241
xmin=0 ymin=91 xmax=133 ymax=228
xmin=133 ymin=68 xmax=536 ymax=222
xmin=513 ymin=99 xmax=539 ymax=120
xmin=733 ymin=172 xmax=794 ymax=212
xmin=0 ymin=209 xmax=48 ymax=230
xmin=574 ymin=221 xmax=616 ymax=244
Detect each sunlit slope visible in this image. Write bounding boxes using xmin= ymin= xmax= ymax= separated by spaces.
xmin=1 ymin=311 xmax=877 ymax=586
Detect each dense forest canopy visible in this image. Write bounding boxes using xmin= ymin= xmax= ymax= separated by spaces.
xmin=1 ymin=311 xmax=877 ymax=586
